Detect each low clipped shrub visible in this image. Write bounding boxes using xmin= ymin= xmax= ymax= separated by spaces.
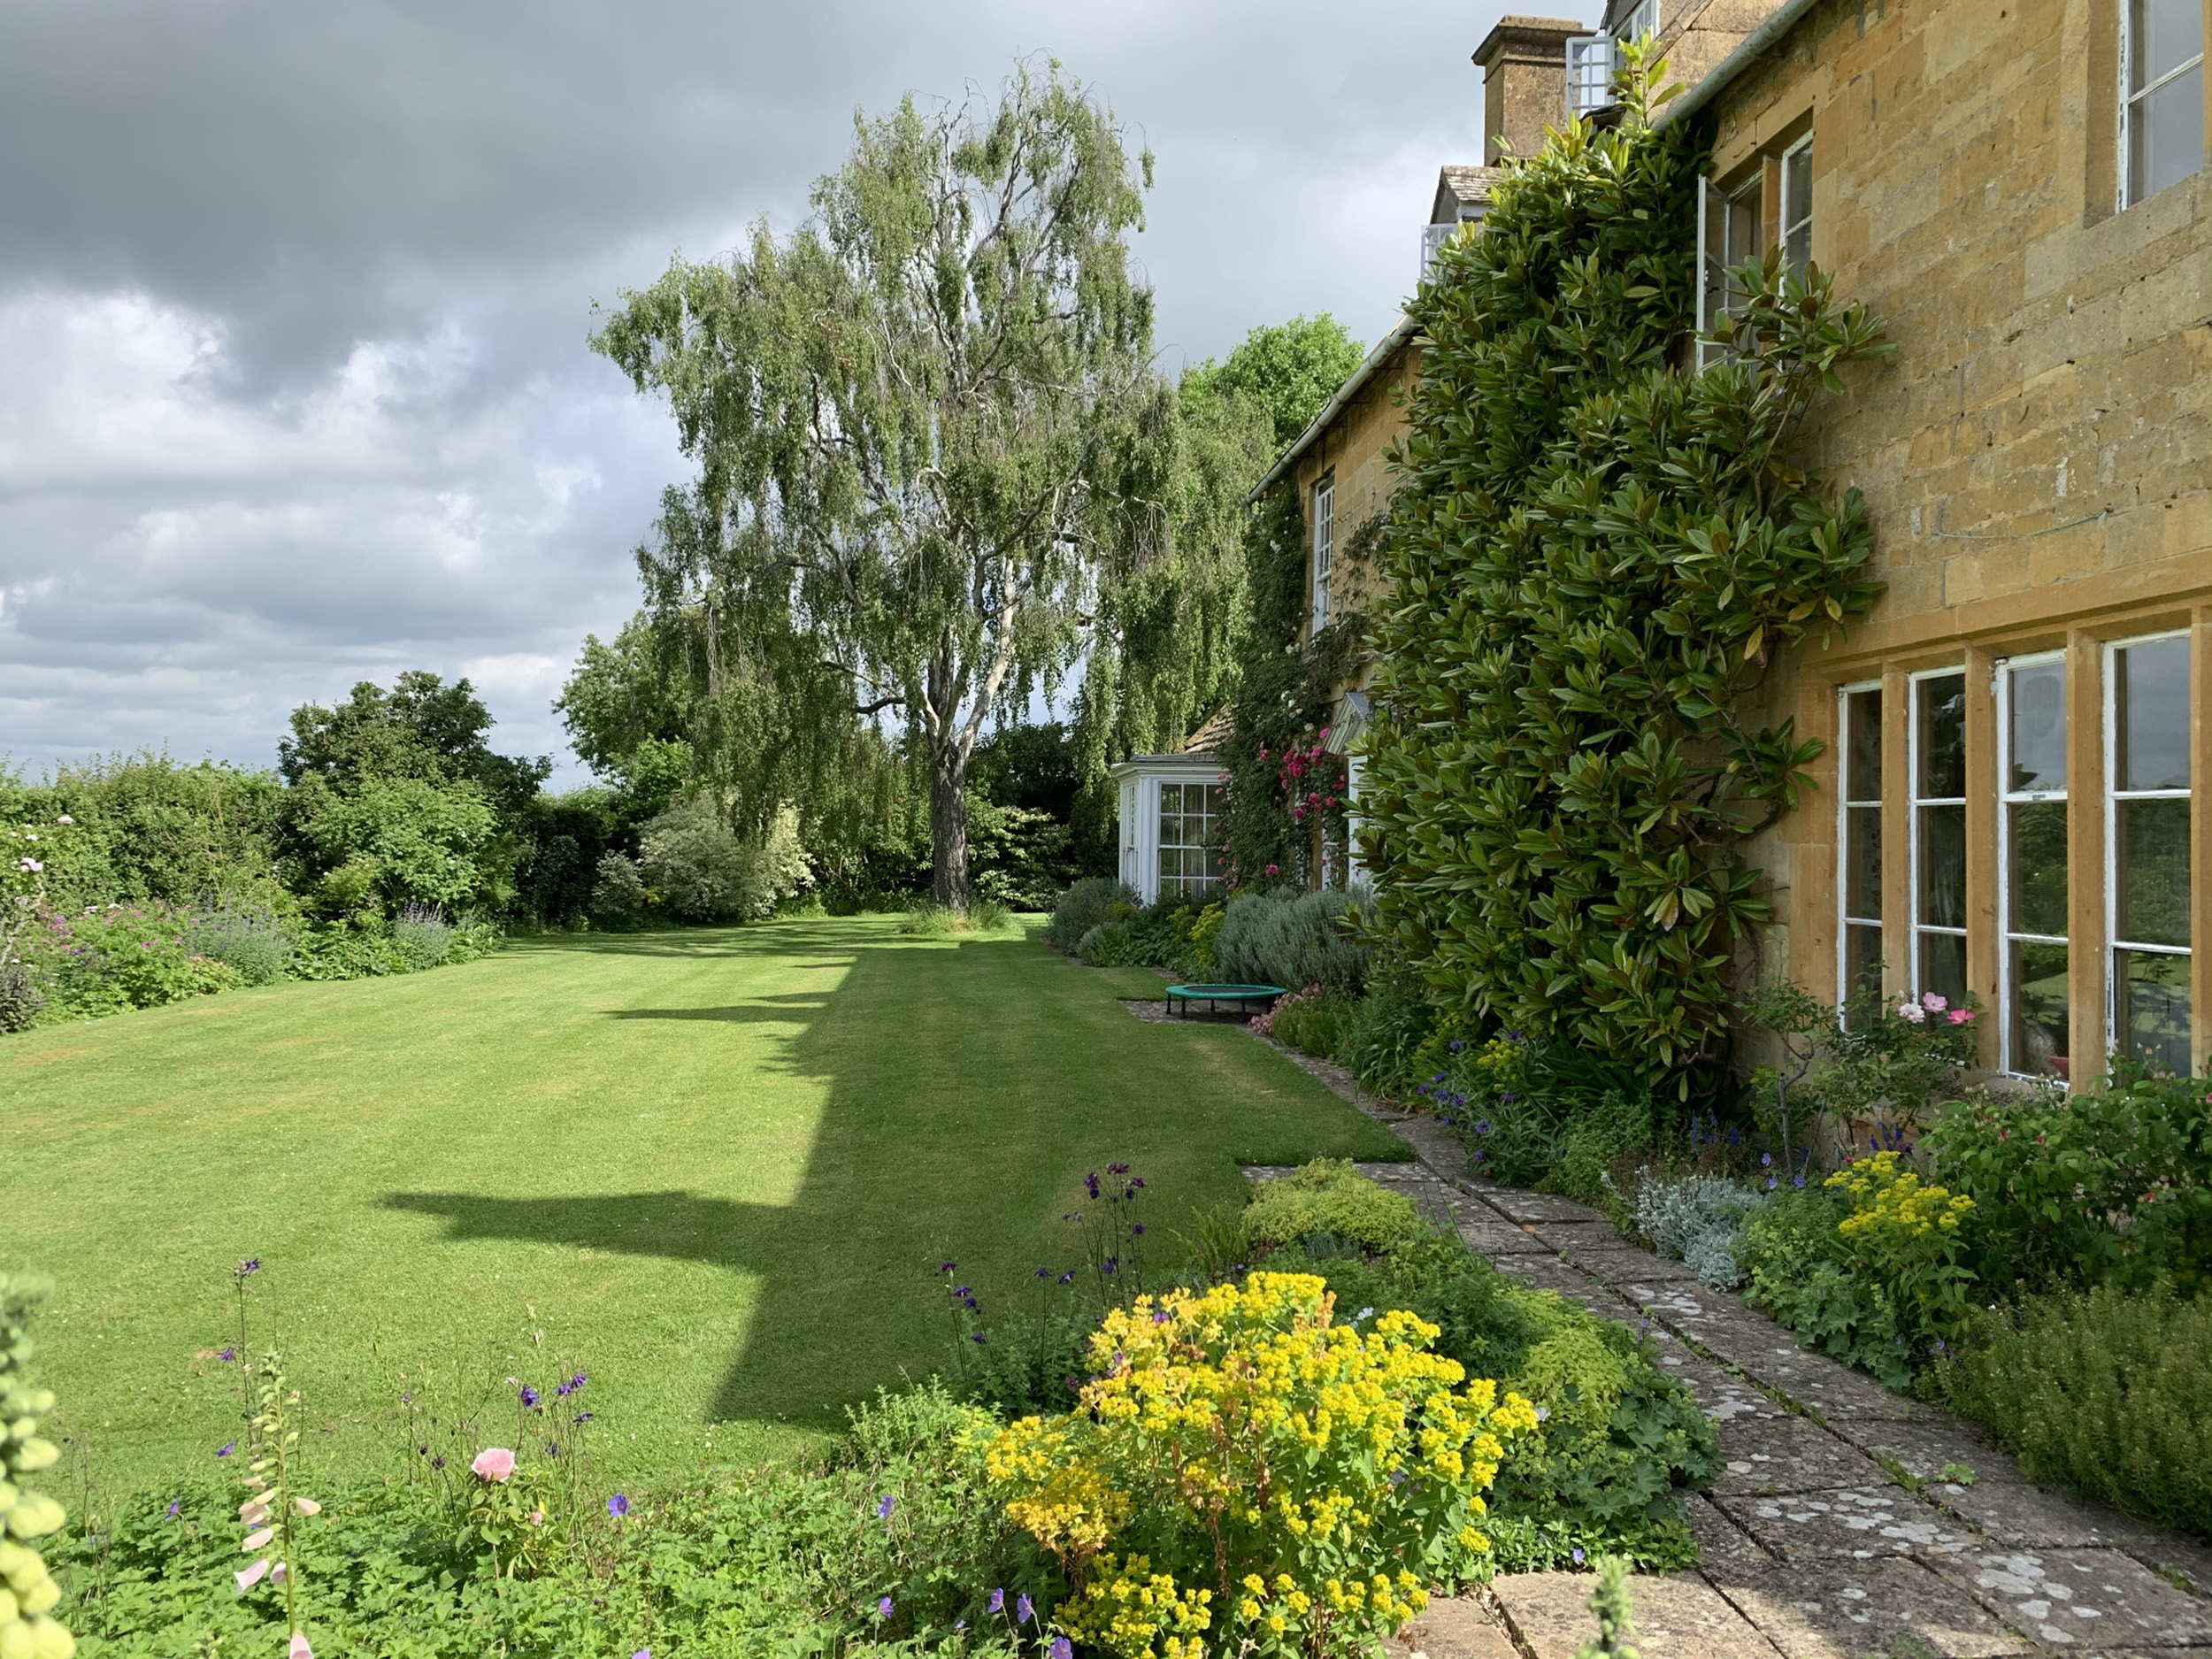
xmin=186 ymin=902 xmax=294 ymax=986
xmin=1213 ymin=887 xmax=1366 ymax=993
xmin=1932 ymin=1284 xmax=2212 ymax=1540
xmin=984 ymin=1272 xmax=1539 ymax=1655
xmin=1632 ymin=1176 xmax=1768 ymax=1291
xmin=1048 ymin=877 xmax=1136 ymax=952
xmin=1243 ymin=1159 xmax=1421 ymax=1252
xmin=639 ymin=799 xmax=810 ymax=922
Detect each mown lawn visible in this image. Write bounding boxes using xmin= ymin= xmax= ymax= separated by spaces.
xmin=2 ymin=917 xmax=1402 ymax=1495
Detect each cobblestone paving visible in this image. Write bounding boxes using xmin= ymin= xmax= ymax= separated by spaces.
xmin=1234 ymin=1069 xmax=2212 ymax=1657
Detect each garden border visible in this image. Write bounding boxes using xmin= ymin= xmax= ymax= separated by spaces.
xmin=1242 ymin=1035 xmax=2212 ymax=1656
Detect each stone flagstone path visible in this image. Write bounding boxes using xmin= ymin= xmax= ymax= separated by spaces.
xmin=1232 ymin=1033 xmax=2212 ymax=1657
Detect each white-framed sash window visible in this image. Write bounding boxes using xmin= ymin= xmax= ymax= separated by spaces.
xmin=1157 ymin=780 xmax=1227 ymax=902
xmin=1997 ymin=654 xmax=2070 ymax=1078
xmin=2121 ymin=0 xmax=2205 ymax=208
xmin=2106 ymin=632 xmax=2192 ymax=1071
xmin=1779 ymin=134 xmax=1813 ymax=278
xmin=1310 ymin=476 xmax=1333 ymax=632
xmin=1910 ymin=667 xmax=1970 ymax=1010
xmin=1836 ymin=681 xmax=1884 ymax=1015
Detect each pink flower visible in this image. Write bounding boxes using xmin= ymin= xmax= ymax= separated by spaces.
xmin=235 ymin=1557 xmax=270 ymax=1594
xmin=290 ymin=1633 xmax=314 ymax=1659
xmin=1263 ymin=864 xmax=1279 ymax=877
xmin=1922 ymin=992 xmax=1947 ymax=1012
xmin=1947 ymin=1008 xmax=1972 ymax=1025
xmin=1896 ymin=1002 xmax=1925 ymax=1025
xmin=472 ymin=1447 xmax=516 ymax=1482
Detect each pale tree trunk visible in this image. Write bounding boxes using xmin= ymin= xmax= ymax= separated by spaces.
xmin=925 ymin=645 xmax=972 ymax=910
xmin=929 ymin=733 xmax=970 ymax=910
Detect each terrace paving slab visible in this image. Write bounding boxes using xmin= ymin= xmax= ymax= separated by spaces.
xmin=1658 ymin=1356 xmax=1793 ymax=1424
xmin=1454 ymin=1217 xmax=1560 ymax=1255
xmin=1924 ymin=1481 xmax=2187 ymax=1554
xmin=1491 ymin=1571 xmax=1783 ymax=1658
xmin=1390 ymin=1596 xmax=1521 ymax=1659
xmin=1928 ymin=1548 xmax=2212 ymax=1650
xmin=1840 ymin=1418 xmax=2023 ymax=1489
xmin=1716 ymin=1486 xmax=1980 ymax=1564
xmin=1703 ymin=1557 xmax=2032 ymax=1658
xmin=1684 ymin=1493 xmax=1780 ymax=1574
xmin=1711 ymin=1412 xmax=1889 ymax=1498
xmin=1555 ymin=1244 xmax=1704 ymax=1285
xmin=1478 ymin=1189 xmax=1607 ymax=1226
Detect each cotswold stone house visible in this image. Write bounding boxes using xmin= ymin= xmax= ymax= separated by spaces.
xmin=1264 ymin=0 xmax=2210 ymax=1086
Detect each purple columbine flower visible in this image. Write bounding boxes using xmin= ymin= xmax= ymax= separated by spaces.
xmin=216 ymin=1440 xmax=236 ymax=1458
xmin=165 ymin=1499 xmax=181 ymax=1518
xmin=574 ymin=1410 xmax=593 ymax=1424
xmin=875 ymin=1494 xmax=894 ymax=1520
xmin=607 ymin=1494 xmax=628 ymax=1517
xmin=878 ymin=1596 xmax=894 ymax=1620
xmin=1018 ymin=1594 xmax=1034 ymax=1624
xmin=431 ymin=1455 xmax=447 ymax=1470
xmin=219 ymin=1347 xmax=235 ymax=1363
xmin=1034 ymin=1265 xmax=1050 ymax=1279
xmin=1085 ymin=1172 xmax=1101 ymax=1199
xmin=939 ymin=1260 xmax=956 ymax=1274
xmin=519 ymin=1385 xmax=540 ymax=1409
xmin=235 ymin=1258 xmax=260 ymax=1278
xmin=971 ymin=1333 xmax=987 ymax=1345
xmin=1129 ymin=1223 xmax=1144 ymax=1238
xmin=954 ymin=1619 xmax=966 ymax=1632
xmin=1057 ymin=1271 xmax=1074 ymax=1286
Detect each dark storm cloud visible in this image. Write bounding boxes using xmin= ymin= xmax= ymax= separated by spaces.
xmin=0 ymin=0 xmax=1573 ymax=780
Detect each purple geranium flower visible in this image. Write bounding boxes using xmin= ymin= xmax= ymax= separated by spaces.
xmin=989 ymin=1588 xmax=1005 ymax=1615
xmin=878 ymin=1595 xmax=894 ymax=1619
xmin=1018 ymin=1594 xmax=1034 ymax=1623
xmin=875 ymin=1494 xmax=894 ymax=1521
xmin=216 ymin=1440 xmax=236 ymax=1458
xmin=607 ymin=1494 xmax=628 ymax=1517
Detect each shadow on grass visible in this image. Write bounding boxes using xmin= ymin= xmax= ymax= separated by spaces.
xmin=382 ymin=922 xmax=1382 ymax=1427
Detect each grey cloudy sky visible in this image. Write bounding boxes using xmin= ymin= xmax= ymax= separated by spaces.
xmin=0 ymin=0 xmax=1567 ymax=785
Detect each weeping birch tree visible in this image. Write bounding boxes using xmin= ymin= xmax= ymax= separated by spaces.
xmin=594 ymin=62 xmax=1186 ymax=908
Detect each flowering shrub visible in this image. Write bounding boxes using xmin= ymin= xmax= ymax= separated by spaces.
xmin=1809 ymin=990 xmax=1979 ymax=1133
xmin=1923 ymin=1061 xmax=2211 ymax=1295
xmin=28 ymin=901 xmax=231 ymax=1019
xmin=984 ymin=1271 xmax=1537 ymax=1657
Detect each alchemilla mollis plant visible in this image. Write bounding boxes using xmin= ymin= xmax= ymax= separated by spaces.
xmin=1360 ymin=48 xmax=1891 ymax=1071
xmin=984 ymin=1271 xmax=1537 ymax=1658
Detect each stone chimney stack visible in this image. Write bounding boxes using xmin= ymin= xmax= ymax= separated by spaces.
xmin=1471 ymin=15 xmax=1593 ymax=165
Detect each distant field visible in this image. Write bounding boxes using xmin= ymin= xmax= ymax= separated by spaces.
xmin=1 ymin=917 xmax=1402 ymax=1495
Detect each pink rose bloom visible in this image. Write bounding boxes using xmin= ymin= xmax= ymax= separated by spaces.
xmin=1896 ymin=1002 xmax=1925 ymax=1025
xmin=472 ymin=1447 xmax=517 ymax=1482
xmin=1947 ymin=1008 xmax=1972 ymax=1025
xmin=1922 ymin=992 xmax=1947 ymax=1012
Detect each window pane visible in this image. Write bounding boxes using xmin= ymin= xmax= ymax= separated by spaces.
xmin=1844 ymin=922 xmax=1884 ymax=1001
xmin=2007 ymin=660 xmax=2067 ymax=792
xmin=1785 ymin=147 xmax=1812 ymax=230
xmin=1846 ymin=688 xmax=1882 ymax=801
xmin=1846 ymin=805 xmax=1883 ymax=918
xmin=1726 ymin=184 xmax=1761 ymax=266
xmin=1916 ymin=673 xmax=1966 ymax=798
xmin=1917 ymin=803 xmax=1966 ymax=928
xmin=1918 ymin=929 xmax=1969 ymax=1010
xmin=2008 ymin=939 xmax=2070 ymax=1079
xmin=2132 ymin=0 xmax=2205 ymax=88
xmin=2116 ymin=637 xmax=2191 ymax=790
xmin=2115 ymin=948 xmax=2192 ymax=1074
xmin=1785 ymin=220 xmax=1811 ymax=278
xmin=2007 ymin=800 xmax=2069 ymax=937
xmin=2116 ymin=795 xmax=2192 ymax=946
xmin=2132 ymin=66 xmax=2207 ymax=201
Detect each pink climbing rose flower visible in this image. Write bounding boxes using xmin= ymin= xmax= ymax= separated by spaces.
xmin=1947 ymin=1008 xmax=1973 ymax=1025
xmin=1896 ymin=1002 xmax=1926 ymax=1025
xmin=1922 ymin=991 xmax=1947 ymax=1011
xmin=472 ymin=1447 xmax=517 ymax=1482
